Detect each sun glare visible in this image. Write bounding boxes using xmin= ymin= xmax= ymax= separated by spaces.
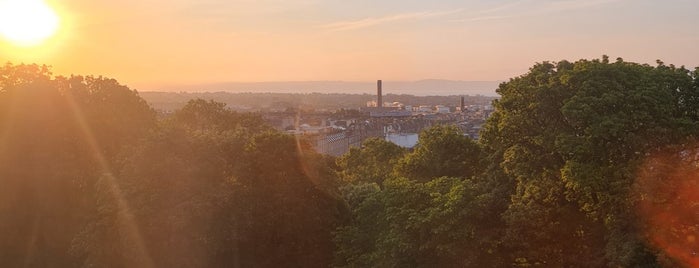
xmin=0 ymin=0 xmax=60 ymax=46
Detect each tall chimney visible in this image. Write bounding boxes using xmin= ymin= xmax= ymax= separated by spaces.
xmin=377 ymin=80 xmax=383 ymax=108
xmin=460 ymin=96 xmax=465 ymax=112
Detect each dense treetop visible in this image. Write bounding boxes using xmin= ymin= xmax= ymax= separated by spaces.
xmin=0 ymin=63 xmax=343 ymax=267
xmin=1 ymin=58 xmax=698 ymax=267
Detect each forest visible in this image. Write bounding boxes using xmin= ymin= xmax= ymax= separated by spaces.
xmin=1 ymin=56 xmax=699 ymax=267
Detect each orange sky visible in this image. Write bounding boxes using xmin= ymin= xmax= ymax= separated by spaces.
xmin=1 ymin=0 xmax=698 ymax=91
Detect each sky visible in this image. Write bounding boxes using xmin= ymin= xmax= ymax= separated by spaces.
xmin=1 ymin=0 xmax=698 ymax=91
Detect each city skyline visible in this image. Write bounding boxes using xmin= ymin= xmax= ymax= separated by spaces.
xmin=1 ymin=0 xmax=698 ymax=92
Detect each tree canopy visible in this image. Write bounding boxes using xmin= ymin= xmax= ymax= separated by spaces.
xmin=480 ymin=57 xmax=699 ymax=266
xmin=2 ymin=57 xmax=699 ymax=267
xmin=336 ymin=57 xmax=699 ymax=267
xmin=396 ymin=125 xmax=483 ymax=182
xmin=0 ymin=63 xmax=344 ymax=267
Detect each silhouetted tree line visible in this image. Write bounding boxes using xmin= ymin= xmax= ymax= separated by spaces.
xmin=0 ymin=63 xmax=344 ymax=267
xmin=1 ymin=57 xmax=699 ymax=267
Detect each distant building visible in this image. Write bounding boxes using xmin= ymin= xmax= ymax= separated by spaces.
xmin=362 ymin=107 xmax=411 ymax=117
xmin=418 ymin=105 xmax=432 ymax=113
xmin=435 ymin=105 xmax=450 ymax=114
xmin=377 ymin=80 xmax=383 ymax=108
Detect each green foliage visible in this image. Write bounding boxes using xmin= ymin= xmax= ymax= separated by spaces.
xmin=481 ymin=57 xmax=699 ymax=266
xmin=334 ymin=177 xmax=500 ymax=267
xmin=334 ymin=125 xmax=506 ymax=267
xmin=396 ymin=125 xmax=483 ymax=182
xmin=4 ymin=57 xmax=699 ymax=267
xmin=173 ymin=98 xmax=270 ymax=134
xmin=0 ymin=63 xmax=344 ymax=267
xmin=71 ymin=99 xmax=345 ymax=267
xmin=337 ymin=137 xmax=405 ymax=186
xmin=631 ymin=144 xmax=699 ymax=268
xmin=0 ymin=63 xmax=156 ymax=267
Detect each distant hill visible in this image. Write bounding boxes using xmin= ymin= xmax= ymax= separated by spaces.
xmin=149 ymin=79 xmax=502 ymax=97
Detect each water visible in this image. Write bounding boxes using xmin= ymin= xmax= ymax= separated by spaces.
xmin=386 ymin=133 xmax=419 ymax=148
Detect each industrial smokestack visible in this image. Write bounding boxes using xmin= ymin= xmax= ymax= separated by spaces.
xmin=460 ymin=96 xmax=465 ymax=112
xmin=377 ymin=80 xmax=383 ymax=108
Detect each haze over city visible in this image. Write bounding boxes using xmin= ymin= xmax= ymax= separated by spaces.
xmin=1 ymin=0 xmax=698 ymax=94
xmin=4 ymin=0 xmax=699 ymax=267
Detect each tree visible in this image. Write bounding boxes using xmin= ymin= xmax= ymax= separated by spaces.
xmin=334 ymin=177 xmax=501 ymax=267
xmin=335 ymin=127 xmax=504 ymax=267
xmin=632 ymin=143 xmax=699 ymax=267
xmin=396 ymin=125 xmax=483 ymax=182
xmin=73 ymin=99 xmax=346 ymax=267
xmin=0 ymin=63 xmax=155 ymax=266
xmin=336 ymin=137 xmax=405 ymax=186
xmin=480 ymin=57 xmax=699 ymax=266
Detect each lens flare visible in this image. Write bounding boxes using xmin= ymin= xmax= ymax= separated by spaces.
xmin=634 ymin=145 xmax=699 ymax=267
xmin=62 ymin=86 xmax=155 ymax=267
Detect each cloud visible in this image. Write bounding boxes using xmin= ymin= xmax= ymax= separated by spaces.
xmin=319 ymin=9 xmax=463 ymax=32
xmin=451 ymin=15 xmax=516 ymax=23
xmin=449 ymin=0 xmax=527 ymax=23
xmin=544 ymin=0 xmax=625 ymax=12
xmin=477 ymin=0 xmax=529 ymax=14
xmin=453 ymin=0 xmax=625 ymax=23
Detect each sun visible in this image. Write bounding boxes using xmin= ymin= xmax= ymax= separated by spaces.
xmin=0 ymin=0 xmax=60 ymax=47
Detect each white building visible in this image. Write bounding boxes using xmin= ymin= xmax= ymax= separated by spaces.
xmin=435 ymin=105 xmax=450 ymax=114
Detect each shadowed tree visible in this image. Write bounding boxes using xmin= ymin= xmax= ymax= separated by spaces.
xmin=73 ymin=99 xmax=346 ymax=267
xmin=0 ymin=63 xmax=155 ymax=266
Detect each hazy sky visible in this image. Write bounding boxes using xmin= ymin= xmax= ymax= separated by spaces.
xmin=1 ymin=0 xmax=698 ymax=90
